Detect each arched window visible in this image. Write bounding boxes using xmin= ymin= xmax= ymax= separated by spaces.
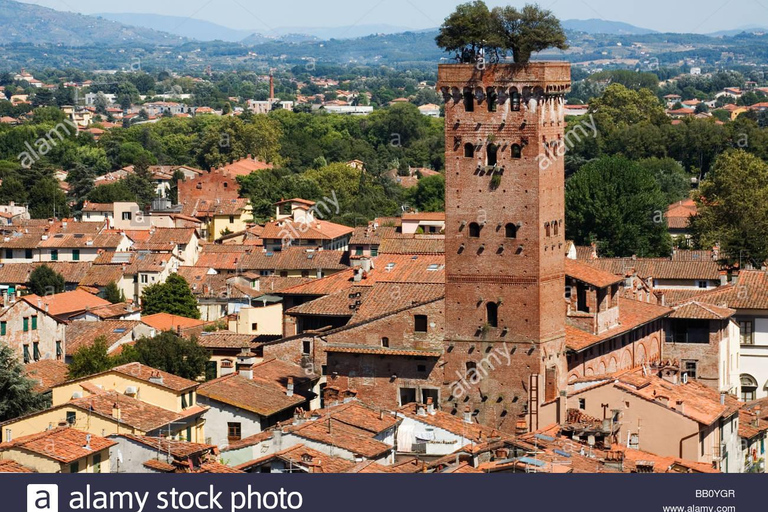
xmin=511 ymin=89 xmax=521 ymax=111
xmin=486 ymin=302 xmax=498 ymax=328
xmin=545 ymin=222 xmax=551 ymax=237
xmin=468 ymin=222 xmax=481 ymax=238
xmin=487 ymin=87 xmax=497 ymax=112
xmin=464 ymin=143 xmax=475 ymax=158
xmin=553 ymin=220 xmax=559 ymax=236
xmin=511 ymin=144 xmax=522 ymax=159
xmin=487 ymin=144 xmax=498 ymax=166
xmin=463 ymin=87 xmax=474 ymax=112
xmin=505 ymin=223 xmax=518 ymax=238
xmin=741 ymin=374 xmax=758 ymax=401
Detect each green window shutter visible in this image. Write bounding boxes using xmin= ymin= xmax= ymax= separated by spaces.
xmin=72 ymin=249 xmax=80 ymax=261
xmin=23 ymin=345 xmax=30 ymax=363
xmin=31 ymin=316 xmax=37 ymax=330
xmin=181 ymin=394 xmax=188 ymax=409
xmin=22 ymin=317 xmax=28 ymax=332
xmin=51 ymin=250 xmax=58 ymax=261
xmin=1 ymin=322 xmax=6 ymax=336
xmin=33 ymin=343 xmax=40 ymax=361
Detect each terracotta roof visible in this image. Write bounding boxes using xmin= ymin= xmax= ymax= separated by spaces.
xmin=0 ymin=459 xmax=34 ymax=472
xmin=587 ymin=258 xmax=721 ymax=281
xmin=680 ymin=270 xmax=768 ymax=310
xmin=22 ymin=289 xmax=111 ymax=318
xmin=240 ymin=247 xmax=349 ymax=272
xmin=670 ymin=301 xmax=734 ymax=320
xmin=141 ymin=313 xmax=206 ymax=332
xmin=378 ymin=237 xmax=445 ymax=255
xmin=572 ymin=368 xmax=741 ymax=426
xmin=566 ymin=259 xmax=623 ymax=288
xmin=195 ymin=461 xmax=245 ymax=473
xmin=260 ymin=218 xmax=353 ymax=242
xmin=81 ymin=202 xmax=112 ymax=212
xmin=351 ymin=283 xmax=444 ymax=322
xmin=195 ymin=198 xmax=250 ymax=217
xmin=69 ymin=391 xmax=205 ymax=432
xmin=196 ymin=332 xmax=265 ymax=349
xmin=398 ymin=403 xmax=506 ymax=442
xmin=216 ymin=157 xmax=273 ymax=177
xmin=84 ymin=302 xmax=138 ymax=320
xmin=79 ymin=264 xmax=125 ymax=287
xmin=109 ymin=362 xmax=199 ymax=392
xmin=236 ymin=444 xmax=357 ymax=473
xmin=566 ymin=298 xmax=672 ymax=352
xmin=38 ymin=233 xmax=125 ymax=249
xmin=143 ymin=459 xmax=176 ymax=472
xmin=118 ymin=434 xmax=214 ymax=458
xmin=402 ymin=212 xmax=445 ymax=222
xmin=738 ymin=409 xmax=768 ymax=440
xmin=278 ymin=402 xmax=398 ymax=458
xmin=23 ymin=360 xmax=69 ymax=393
xmin=197 ymin=373 xmax=305 ymax=417
xmin=251 ymin=358 xmax=316 ymax=386
xmin=0 ymin=427 xmax=115 ymax=463
xmin=65 ymin=320 xmax=143 ymax=353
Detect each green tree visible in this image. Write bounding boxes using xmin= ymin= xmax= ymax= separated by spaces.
xmin=66 ymin=163 xmax=96 ymax=206
xmin=436 ymin=1 xmax=496 ymax=62
xmin=120 ymin=331 xmax=209 ymax=381
xmin=28 ymin=178 xmax=70 ymax=219
xmin=67 ymin=336 xmax=117 ymax=379
xmin=491 ymin=4 xmax=568 ymax=63
xmin=124 ymin=160 xmax=157 ymax=208
xmin=566 ymin=156 xmax=672 ymax=257
xmin=692 ymin=150 xmax=768 ymax=267
xmin=639 ymin=157 xmax=690 ymax=205
xmin=104 ymin=282 xmax=125 ymax=304
xmin=28 ymin=265 xmax=65 ymax=296
xmin=404 ymin=173 xmax=445 ymax=212
xmin=141 ymin=274 xmax=200 ymax=319
xmin=0 ymin=344 xmax=48 ymax=422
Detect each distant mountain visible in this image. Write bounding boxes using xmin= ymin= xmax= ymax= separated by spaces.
xmin=265 ymin=24 xmax=416 ymax=40
xmin=0 ymin=0 xmax=183 ymax=46
xmin=708 ymin=25 xmax=768 ymax=37
xmin=94 ymin=12 xmax=255 ymax=42
xmin=563 ymin=19 xmax=657 ymax=35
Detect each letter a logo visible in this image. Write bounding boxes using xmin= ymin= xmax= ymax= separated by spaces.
xmin=27 ymin=484 xmax=58 ymax=512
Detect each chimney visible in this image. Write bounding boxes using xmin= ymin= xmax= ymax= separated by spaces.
xmin=84 ymin=434 xmax=92 ymax=451
xmin=463 ymin=406 xmax=472 ymax=424
xmin=148 ymin=371 xmax=164 ymax=386
xmin=720 ymin=393 xmax=726 ymax=405
xmin=286 ymin=377 xmax=294 ymax=397
xmin=720 ymin=272 xmax=728 ymax=286
xmin=426 ymin=397 xmax=435 ymax=415
xmin=112 ymin=403 xmax=121 ymax=420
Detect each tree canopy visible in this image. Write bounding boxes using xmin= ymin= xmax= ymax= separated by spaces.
xmin=436 ymin=2 xmax=568 ymax=63
xmin=0 ymin=344 xmax=48 ymax=422
xmin=692 ymin=150 xmax=768 ymax=267
xmin=141 ymin=274 xmax=200 ymax=319
xmin=67 ymin=336 xmax=117 ymax=379
xmin=565 ymin=156 xmax=672 ymax=258
xmin=28 ymin=265 xmax=65 ymax=296
xmin=120 ymin=331 xmax=210 ymax=381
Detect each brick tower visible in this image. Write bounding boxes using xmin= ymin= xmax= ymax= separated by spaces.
xmin=437 ymin=62 xmax=571 ymax=433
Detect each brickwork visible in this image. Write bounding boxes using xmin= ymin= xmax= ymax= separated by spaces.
xmin=662 ymin=319 xmax=727 ymax=391
xmin=178 ymin=170 xmax=240 ymax=204
xmin=438 ymin=62 xmax=571 ymax=431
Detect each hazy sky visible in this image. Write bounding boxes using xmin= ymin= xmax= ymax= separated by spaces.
xmin=18 ymin=0 xmax=768 ymax=33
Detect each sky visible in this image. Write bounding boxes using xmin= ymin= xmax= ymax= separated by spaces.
xmin=17 ymin=0 xmax=768 ymax=34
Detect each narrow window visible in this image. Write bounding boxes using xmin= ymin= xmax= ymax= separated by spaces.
xmin=227 ymin=422 xmax=242 ymax=441
xmin=505 ymin=223 xmax=518 ymax=238
xmin=545 ymin=222 xmax=551 ymax=237
xmin=381 ymin=337 xmax=389 ymax=347
xmin=302 ymin=341 xmax=311 ymax=354
xmin=511 ymin=90 xmax=521 ymax=111
xmin=468 ymin=222 xmax=481 ymax=238
xmin=0 ymin=321 xmax=6 ymax=336
xmin=487 ymin=144 xmax=498 ymax=166
xmin=415 ymin=315 xmax=428 ymax=332
xmin=464 ymin=143 xmax=475 ymax=158
xmin=72 ymin=249 xmax=80 ymax=261
xmin=51 ymin=249 xmax=58 ymax=261
xmin=487 ymin=87 xmax=497 ymax=112
xmin=511 ymin=144 xmax=522 ymax=159
xmin=31 ymin=315 xmax=37 ymax=330
xmin=486 ymin=302 xmax=499 ymax=328
xmin=463 ymin=88 xmax=474 ymax=112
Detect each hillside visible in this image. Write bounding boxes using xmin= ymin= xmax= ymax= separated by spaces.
xmin=563 ymin=18 xmax=657 ymax=35
xmin=94 ymin=12 xmax=257 ymax=42
xmin=0 ymin=0 xmax=184 ymax=46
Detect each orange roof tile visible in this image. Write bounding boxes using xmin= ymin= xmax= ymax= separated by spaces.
xmin=0 ymin=427 xmax=115 ymax=463
xmin=141 ymin=313 xmax=206 ymax=332
xmin=22 ymin=289 xmax=110 ymax=318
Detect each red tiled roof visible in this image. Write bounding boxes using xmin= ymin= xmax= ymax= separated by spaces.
xmin=670 ymin=301 xmax=734 ymax=320
xmin=0 ymin=459 xmax=34 ymax=472
xmin=0 ymin=427 xmax=115 ymax=463
xmin=65 ymin=320 xmax=142 ymax=353
xmin=24 ymin=360 xmax=69 ymax=393
xmin=566 ymin=298 xmax=671 ymax=351
xmin=679 ymin=270 xmax=768 ymax=310
xmin=197 ymin=373 xmax=305 ymax=416
xmin=566 ymin=259 xmax=623 ymax=288
xmin=109 ymin=362 xmax=198 ymax=392
xmin=119 ymin=434 xmax=214 ymax=458
xmin=260 ymin=218 xmax=353 ymax=242
xmin=22 ymin=289 xmax=111 ymax=318
xmin=141 ymin=313 xmax=205 ymax=332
